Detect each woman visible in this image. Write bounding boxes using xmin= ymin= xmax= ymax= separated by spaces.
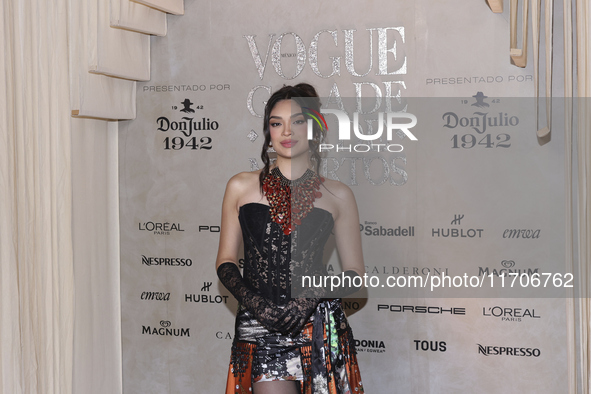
xmin=216 ymin=83 xmax=365 ymax=394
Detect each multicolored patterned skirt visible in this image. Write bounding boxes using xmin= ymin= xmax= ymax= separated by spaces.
xmin=225 ymin=299 xmax=364 ymax=394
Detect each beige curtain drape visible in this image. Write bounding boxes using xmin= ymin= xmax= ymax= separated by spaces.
xmin=575 ymin=0 xmax=591 ymax=391
xmin=1 ymin=0 xmax=124 ymax=393
xmin=0 ymin=0 xmax=74 ymax=392
xmin=2 ymin=0 xmax=179 ymax=390
xmin=1 ymin=0 xmax=181 ymax=390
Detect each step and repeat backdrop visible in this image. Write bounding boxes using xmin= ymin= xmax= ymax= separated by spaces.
xmin=119 ymin=1 xmax=569 ymax=392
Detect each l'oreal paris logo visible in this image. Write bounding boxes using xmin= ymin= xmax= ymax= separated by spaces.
xmin=305 ymin=109 xmax=418 ymax=153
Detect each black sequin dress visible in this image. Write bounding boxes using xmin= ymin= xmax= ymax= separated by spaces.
xmin=224 ymin=203 xmax=363 ymax=394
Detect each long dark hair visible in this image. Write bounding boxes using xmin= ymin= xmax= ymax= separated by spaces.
xmin=259 ymin=83 xmax=325 ymax=190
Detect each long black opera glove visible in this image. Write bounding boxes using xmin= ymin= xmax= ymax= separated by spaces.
xmin=280 ymin=270 xmax=362 ymax=336
xmin=217 ymin=262 xmax=286 ymax=332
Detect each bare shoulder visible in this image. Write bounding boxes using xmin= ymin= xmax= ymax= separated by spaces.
xmin=319 ymin=178 xmax=358 ymax=220
xmin=226 ymin=170 xmax=261 ymax=193
xmin=225 ymin=170 xmax=266 ymax=208
xmin=321 ymin=178 xmax=356 ymax=203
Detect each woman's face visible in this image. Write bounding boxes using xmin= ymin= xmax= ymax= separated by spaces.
xmin=268 ymin=99 xmax=310 ymax=160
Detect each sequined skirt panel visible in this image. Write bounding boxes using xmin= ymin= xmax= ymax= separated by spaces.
xmin=225 ymin=299 xmax=364 ymax=394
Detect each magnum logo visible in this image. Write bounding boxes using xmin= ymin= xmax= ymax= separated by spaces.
xmin=142 ymin=321 xmax=190 ymax=337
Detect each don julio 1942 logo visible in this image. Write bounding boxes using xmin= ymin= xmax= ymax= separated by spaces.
xmin=156 ymin=99 xmax=218 ymax=151
xmin=443 ymin=92 xmax=520 ymax=150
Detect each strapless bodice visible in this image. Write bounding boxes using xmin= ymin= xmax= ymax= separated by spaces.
xmin=238 ymin=202 xmax=334 ymax=305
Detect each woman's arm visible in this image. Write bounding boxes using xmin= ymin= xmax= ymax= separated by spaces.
xmin=215 ymin=173 xmax=297 ymax=333
xmin=332 ymin=182 xmax=365 ymax=277
xmin=215 ymin=174 xmax=245 ymax=269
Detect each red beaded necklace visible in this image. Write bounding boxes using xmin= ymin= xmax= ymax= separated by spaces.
xmin=262 ymin=167 xmax=324 ymax=235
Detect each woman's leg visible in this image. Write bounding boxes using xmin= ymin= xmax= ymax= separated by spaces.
xmin=252 ymin=381 xmax=301 ymax=394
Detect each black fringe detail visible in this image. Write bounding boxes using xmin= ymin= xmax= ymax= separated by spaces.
xmin=340 ymin=326 xmax=358 ymax=361
xmin=300 ymin=344 xmax=313 ymax=393
xmin=230 ymin=341 xmax=255 ymax=379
